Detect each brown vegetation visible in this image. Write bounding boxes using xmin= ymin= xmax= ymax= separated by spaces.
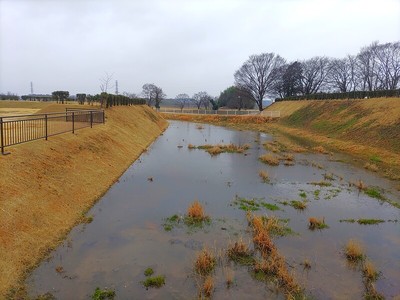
xmin=194 ymin=248 xmax=216 ymax=276
xmin=345 ymin=239 xmax=365 ymax=262
xmin=187 ymin=200 xmax=208 ymax=221
xmin=259 ymin=153 xmax=280 ymax=166
xmin=0 ymin=102 xmax=167 ymax=297
xmin=258 ymin=170 xmax=269 ymax=182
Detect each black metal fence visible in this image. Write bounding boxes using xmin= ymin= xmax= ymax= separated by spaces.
xmin=0 ymin=109 xmax=104 ymax=154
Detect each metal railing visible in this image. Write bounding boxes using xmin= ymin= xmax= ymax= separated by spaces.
xmin=0 ymin=109 xmax=104 ymax=154
xmin=156 ymin=108 xmax=261 ymax=115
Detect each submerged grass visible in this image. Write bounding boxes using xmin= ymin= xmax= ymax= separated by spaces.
xmin=259 ymin=153 xmax=280 ymax=166
xmin=190 ymin=143 xmax=250 ymax=155
xmin=226 ymin=238 xmax=255 ymax=265
xmin=259 ymin=170 xmax=270 ymax=182
xmin=91 ymin=287 xmax=115 ymax=300
xmin=232 ymin=196 xmax=280 ymax=212
xmin=289 ymin=200 xmax=307 ymax=210
xmin=142 ymin=275 xmax=166 ymax=288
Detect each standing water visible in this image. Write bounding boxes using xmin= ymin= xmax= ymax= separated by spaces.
xmin=27 ymin=121 xmax=400 ymax=299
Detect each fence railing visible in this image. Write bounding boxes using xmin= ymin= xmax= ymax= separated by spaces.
xmin=156 ymin=108 xmax=261 ymax=115
xmin=0 ymin=109 xmax=105 ymax=154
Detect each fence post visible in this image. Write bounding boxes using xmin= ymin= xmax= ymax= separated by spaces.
xmin=0 ymin=117 xmax=4 ymax=154
xmin=90 ymin=111 xmax=93 ymax=128
xmin=102 ymin=110 xmax=105 ymax=124
xmin=72 ymin=112 xmax=75 ymax=134
xmin=45 ymin=114 xmax=48 ymax=140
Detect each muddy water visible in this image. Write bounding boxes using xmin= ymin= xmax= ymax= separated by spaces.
xmin=27 ymin=121 xmax=400 ymax=299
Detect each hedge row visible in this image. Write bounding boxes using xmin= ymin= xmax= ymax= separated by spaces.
xmin=275 ymin=89 xmax=400 ymax=102
xmin=92 ymin=93 xmax=146 ymax=107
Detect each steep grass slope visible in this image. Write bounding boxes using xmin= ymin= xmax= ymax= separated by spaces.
xmin=0 ymin=103 xmax=167 ymax=297
xmin=266 ymin=98 xmax=400 ymax=153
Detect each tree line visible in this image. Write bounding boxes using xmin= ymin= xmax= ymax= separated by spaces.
xmin=234 ymin=41 xmax=400 ymax=110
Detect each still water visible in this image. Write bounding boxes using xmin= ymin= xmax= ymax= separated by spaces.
xmin=27 ymin=121 xmax=400 ymax=299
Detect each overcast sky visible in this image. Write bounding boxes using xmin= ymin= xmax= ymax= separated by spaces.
xmin=0 ymin=0 xmax=399 ymax=98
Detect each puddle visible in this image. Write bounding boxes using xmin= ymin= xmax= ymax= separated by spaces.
xmin=27 ymin=121 xmax=400 ymax=299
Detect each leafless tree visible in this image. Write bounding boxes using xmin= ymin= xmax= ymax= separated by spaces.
xmin=142 ymin=83 xmax=165 ymax=108
xmin=122 ymin=92 xmax=138 ymax=99
xmin=175 ymin=93 xmax=190 ymax=111
xmin=192 ymin=91 xmax=213 ymax=109
xmin=234 ymin=53 xmax=286 ymax=111
xmin=373 ymin=42 xmax=400 ymax=90
xmin=300 ymin=56 xmax=331 ymax=94
xmin=328 ymin=55 xmax=359 ymax=92
xmin=99 ymin=72 xmax=114 ymax=93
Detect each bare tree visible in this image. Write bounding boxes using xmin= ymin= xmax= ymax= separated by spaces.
xmin=99 ymin=72 xmax=114 ymax=93
xmin=328 ymin=56 xmax=358 ymax=92
xmin=234 ymin=53 xmax=286 ymax=111
xmin=373 ymin=42 xmax=400 ymax=90
xmin=175 ymin=93 xmax=190 ymax=111
xmin=192 ymin=91 xmax=212 ymax=109
xmin=300 ymin=56 xmax=331 ymax=94
xmin=122 ymin=92 xmax=138 ymax=99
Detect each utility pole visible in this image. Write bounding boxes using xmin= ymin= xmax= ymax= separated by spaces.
xmin=115 ymin=80 xmax=119 ymax=95
xmin=30 ymin=82 xmax=34 ymax=94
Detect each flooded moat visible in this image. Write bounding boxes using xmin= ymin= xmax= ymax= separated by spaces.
xmin=27 ymin=121 xmax=400 ymax=299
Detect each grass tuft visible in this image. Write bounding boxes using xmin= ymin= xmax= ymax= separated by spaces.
xmin=259 ymin=153 xmax=280 ymax=166
xmin=226 ymin=238 xmax=254 ymax=265
xmin=357 ymin=219 xmax=385 ymax=225
xmin=259 ymin=170 xmax=269 ymax=182
xmin=364 ymin=162 xmax=379 ymax=172
xmin=91 ymin=287 xmax=115 ymax=300
xmin=194 ymin=248 xmax=216 ymax=276
xmin=186 ymin=200 xmax=210 ymax=224
xmin=308 ymin=217 xmax=329 ymax=230
xmin=289 ymin=200 xmax=307 ymax=210
xmin=363 ymin=261 xmax=379 ymax=281
xmin=345 ymin=239 xmax=364 ymax=262
xmin=144 ymin=267 xmax=154 ymax=277
xmin=142 ymin=275 xmax=166 ymax=288
xmin=202 ymin=276 xmax=214 ymax=297
xmin=364 ymin=187 xmax=385 ymax=200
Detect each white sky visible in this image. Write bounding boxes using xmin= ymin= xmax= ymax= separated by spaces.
xmin=0 ymin=0 xmax=399 ymax=98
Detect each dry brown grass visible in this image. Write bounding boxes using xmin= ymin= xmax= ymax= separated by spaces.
xmin=194 ymin=248 xmax=216 ymax=276
xmin=259 ymin=153 xmax=280 ymax=166
xmin=312 ymin=145 xmax=329 ymax=154
xmin=308 ymin=217 xmax=326 ymax=229
xmin=363 ymin=260 xmax=379 ymax=281
xmin=0 ymin=103 xmax=167 ymax=297
xmin=354 ymin=180 xmax=367 ymax=190
xmin=364 ymin=162 xmax=379 ymax=172
xmin=202 ymin=276 xmax=214 ymax=297
xmin=224 ymin=267 xmax=234 ymax=288
xmin=187 ymin=200 xmax=207 ymax=221
xmin=259 ymin=170 xmax=269 ymax=182
xmin=345 ymin=239 xmax=365 ymax=262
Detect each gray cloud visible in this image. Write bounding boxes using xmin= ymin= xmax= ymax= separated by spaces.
xmin=1 ymin=0 xmax=399 ymax=98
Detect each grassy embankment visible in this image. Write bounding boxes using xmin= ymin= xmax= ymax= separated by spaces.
xmin=0 ymin=102 xmax=167 ymax=297
xmin=163 ymin=98 xmax=400 ymax=181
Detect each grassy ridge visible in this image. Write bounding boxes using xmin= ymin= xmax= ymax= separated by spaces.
xmin=0 ymin=103 xmax=167 ymax=297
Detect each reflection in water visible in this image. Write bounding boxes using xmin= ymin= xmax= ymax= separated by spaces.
xmin=27 ymin=121 xmax=400 ymax=299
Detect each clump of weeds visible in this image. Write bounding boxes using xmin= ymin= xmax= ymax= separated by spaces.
xmin=312 ymin=145 xmax=328 ymax=154
xmin=185 ymin=200 xmax=211 ymax=226
xmin=194 ymin=248 xmax=216 ymax=276
xmin=162 ymin=214 xmax=181 ymax=231
xmin=191 ymin=143 xmax=250 ymax=155
xmin=226 ymin=237 xmax=254 ymax=265
xmin=345 ymin=239 xmax=365 ymax=262
xmin=323 ymin=173 xmax=335 ymax=181
xmin=364 ymin=187 xmax=385 ymax=200
xmin=259 ymin=170 xmax=269 ymax=182
xmin=289 ymin=200 xmax=307 ymax=210
xmin=232 ymin=196 xmax=280 ymax=212
xmin=362 ymin=260 xmax=380 ymax=281
xmin=262 ymin=216 xmax=294 ymax=237
xmin=364 ymin=162 xmax=379 ymax=172
xmin=202 ymin=275 xmax=214 ymax=297
xmin=259 ymin=153 xmax=280 ymax=166
xmin=301 ymin=259 xmax=312 ymax=270
xmin=91 ymin=287 xmax=115 ymax=300
xmin=299 ymin=191 xmax=307 ymax=199
xmin=309 ymin=181 xmax=332 ymax=187
xmin=357 ymin=219 xmax=385 ymax=225
xmin=144 ymin=267 xmax=154 ymax=277
xmin=142 ymin=275 xmax=166 ymax=289
xmin=308 ymin=217 xmax=329 ymax=230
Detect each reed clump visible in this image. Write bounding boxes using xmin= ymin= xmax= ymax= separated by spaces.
xmin=345 ymin=239 xmax=364 ymax=262
xmin=308 ymin=217 xmax=328 ymax=230
xmin=202 ymin=276 xmax=214 ymax=297
xmin=186 ymin=200 xmax=210 ymax=224
xmin=194 ymin=248 xmax=216 ymax=276
xmin=226 ymin=238 xmax=254 ymax=265
xmin=259 ymin=170 xmax=269 ymax=182
xmin=259 ymin=153 xmax=280 ymax=166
